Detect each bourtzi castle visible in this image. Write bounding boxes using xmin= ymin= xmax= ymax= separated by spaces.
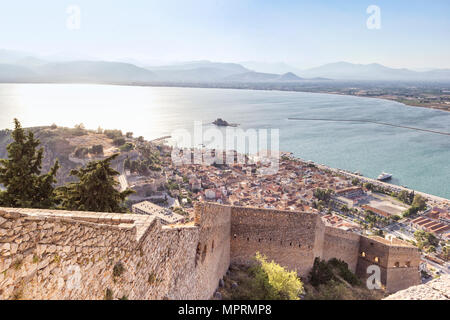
xmin=0 ymin=203 xmax=420 ymax=300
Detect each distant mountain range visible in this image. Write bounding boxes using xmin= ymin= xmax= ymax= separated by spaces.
xmin=299 ymin=62 xmax=450 ymax=81
xmin=147 ymin=61 xmax=249 ymax=82
xmin=222 ymin=71 xmax=304 ymax=82
xmin=239 ymin=61 xmax=304 ymax=75
xmin=0 ymin=49 xmax=449 ymax=84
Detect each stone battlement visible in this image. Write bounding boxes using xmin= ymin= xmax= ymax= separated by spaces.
xmin=0 ymin=204 xmax=230 ymax=300
xmin=0 ymin=203 xmax=421 ymax=300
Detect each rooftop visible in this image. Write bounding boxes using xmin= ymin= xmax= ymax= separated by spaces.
xmin=132 ymin=201 xmax=184 ymax=224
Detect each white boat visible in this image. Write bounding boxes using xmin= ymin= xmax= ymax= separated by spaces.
xmin=377 ymin=172 xmax=392 ymax=181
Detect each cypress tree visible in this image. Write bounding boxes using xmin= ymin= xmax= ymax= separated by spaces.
xmin=0 ymin=119 xmax=60 ymax=208
xmin=57 ymin=154 xmax=134 ymax=213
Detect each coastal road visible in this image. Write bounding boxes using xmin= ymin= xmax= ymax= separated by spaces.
xmin=319 ymin=165 xmax=449 ymax=205
xmin=422 ymin=256 xmax=450 ymax=276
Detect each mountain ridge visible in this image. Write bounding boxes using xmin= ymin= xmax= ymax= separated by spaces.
xmin=301 ymin=61 xmax=450 ymax=81
xmin=0 ymin=49 xmax=449 ymax=83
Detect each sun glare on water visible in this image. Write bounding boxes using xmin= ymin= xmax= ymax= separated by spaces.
xmin=1 ymin=84 xmax=165 ymax=138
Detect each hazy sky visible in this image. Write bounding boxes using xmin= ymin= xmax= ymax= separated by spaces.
xmin=1 ymin=0 xmax=449 ymax=69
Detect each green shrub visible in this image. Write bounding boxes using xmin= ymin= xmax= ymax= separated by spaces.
xmin=309 ymin=258 xmax=361 ymax=288
xmin=328 ymin=258 xmax=361 ymax=286
xmin=309 ymin=258 xmax=334 ymax=287
xmin=119 ymin=142 xmax=134 ymax=152
xmin=104 ymin=129 xmax=123 ymax=139
xmin=251 ymin=252 xmax=304 ymax=300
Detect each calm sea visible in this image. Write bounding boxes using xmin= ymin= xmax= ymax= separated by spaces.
xmin=0 ymin=84 xmax=449 ymax=199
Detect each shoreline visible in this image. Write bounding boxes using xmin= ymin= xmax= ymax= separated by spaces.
xmin=1 ymin=81 xmax=449 ymax=113
xmin=284 ymin=152 xmax=450 ymax=203
xmin=304 ymin=158 xmax=450 ymax=204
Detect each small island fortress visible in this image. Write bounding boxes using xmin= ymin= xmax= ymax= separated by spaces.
xmin=212 ymin=118 xmax=238 ymax=127
xmin=0 ymin=203 xmax=420 ymax=300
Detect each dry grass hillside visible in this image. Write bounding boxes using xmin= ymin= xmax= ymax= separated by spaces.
xmin=0 ymin=125 xmax=122 ymax=185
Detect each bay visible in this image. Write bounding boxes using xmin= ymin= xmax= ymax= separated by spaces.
xmin=0 ymin=83 xmax=448 ymax=199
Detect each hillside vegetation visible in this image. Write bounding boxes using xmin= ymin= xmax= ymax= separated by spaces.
xmin=0 ymin=124 xmax=123 ymax=185
xmin=0 ymin=120 xmax=135 ymax=212
xmin=304 ymin=258 xmax=386 ymax=300
xmin=219 ymin=256 xmax=386 ymax=300
xmin=218 ymin=253 xmax=304 ymax=300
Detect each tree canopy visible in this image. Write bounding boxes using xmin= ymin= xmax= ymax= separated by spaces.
xmin=57 ymin=154 xmax=134 ymax=213
xmin=0 ymin=119 xmax=136 ymax=213
xmin=0 ymin=119 xmax=60 ymax=208
xmin=313 ymin=188 xmax=334 ymax=204
xmin=412 ymin=194 xmax=427 ymax=211
xmin=414 ymin=230 xmax=439 ymax=251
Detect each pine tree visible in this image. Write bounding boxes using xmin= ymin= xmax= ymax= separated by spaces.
xmin=33 ymin=162 xmax=60 ymax=208
xmin=57 ymin=154 xmax=134 ymax=213
xmin=0 ymin=119 xmax=60 ymax=208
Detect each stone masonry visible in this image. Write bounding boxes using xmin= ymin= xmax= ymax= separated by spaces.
xmin=0 ymin=203 xmax=421 ymax=300
xmin=384 ymin=275 xmax=450 ymax=300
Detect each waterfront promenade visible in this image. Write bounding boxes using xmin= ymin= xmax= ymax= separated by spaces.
xmin=314 ymin=163 xmax=450 ymax=205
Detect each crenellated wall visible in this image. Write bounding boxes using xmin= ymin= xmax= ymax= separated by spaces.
xmin=0 ymin=203 xmax=420 ymax=300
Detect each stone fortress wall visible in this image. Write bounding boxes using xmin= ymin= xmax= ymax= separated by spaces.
xmin=321 ymin=226 xmax=361 ymax=273
xmin=0 ymin=203 xmax=230 ymax=300
xmin=230 ymin=206 xmax=324 ymax=276
xmin=0 ymin=203 xmax=420 ymax=300
xmin=356 ymin=236 xmax=421 ymax=293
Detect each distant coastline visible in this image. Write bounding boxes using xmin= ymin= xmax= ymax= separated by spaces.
xmin=1 ymin=80 xmax=449 ymax=113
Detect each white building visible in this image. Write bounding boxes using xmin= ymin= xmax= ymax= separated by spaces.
xmin=132 ymin=201 xmax=184 ymax=225
xmin=333 ymin=196 xmax=355 ymax=209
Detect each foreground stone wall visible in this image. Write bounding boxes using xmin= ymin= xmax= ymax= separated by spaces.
xmin=0 ymin=204 xmax=230 ymax=300
xmin=0 ymin=203 xmax=421 ymax=299
xmin=384 ymin=275 xmax=450 ymax=300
